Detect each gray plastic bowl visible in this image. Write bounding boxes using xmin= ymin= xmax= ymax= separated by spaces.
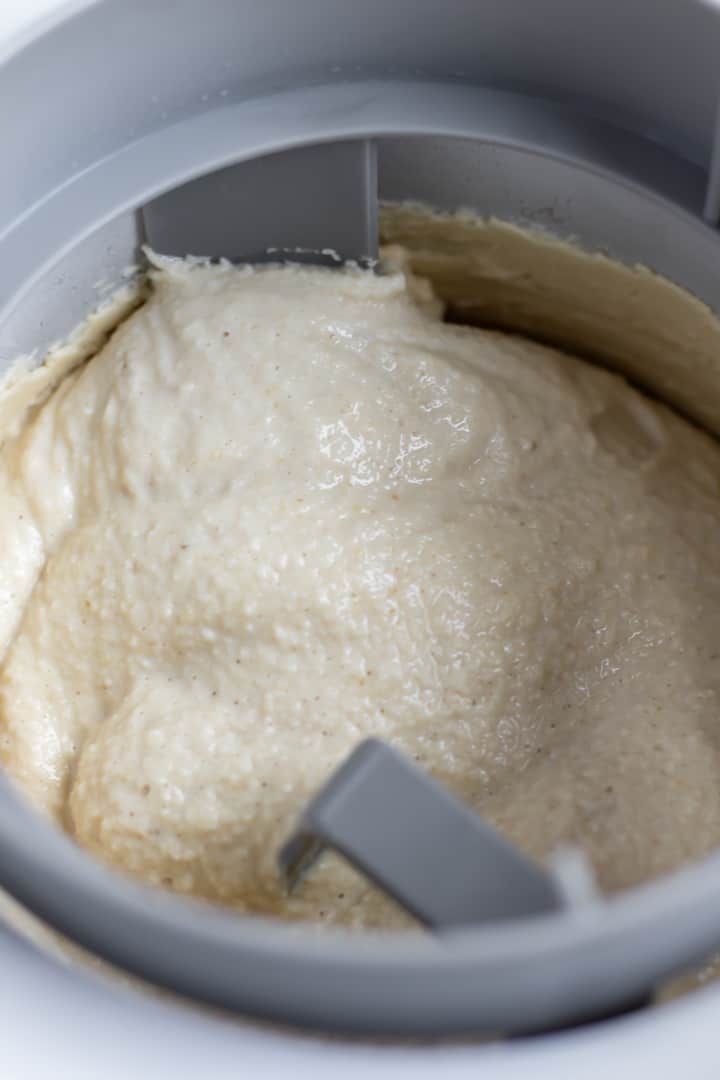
xmin=1 ymin=0 xmax=720 ymax=1037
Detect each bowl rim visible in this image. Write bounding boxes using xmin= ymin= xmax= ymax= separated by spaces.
xmin=2 ymin=768 xmax=720 ymax=1035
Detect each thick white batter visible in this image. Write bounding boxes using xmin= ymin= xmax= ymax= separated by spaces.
xmin=2 ymin=249 xmax=720 ymax=928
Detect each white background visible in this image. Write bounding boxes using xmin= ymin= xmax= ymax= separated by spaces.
xmin=0 ymin=0 xmax=64 ymax=43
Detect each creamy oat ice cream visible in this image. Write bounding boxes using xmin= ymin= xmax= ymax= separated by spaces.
xmin=2 ymin=211 xmax=720 ymax=929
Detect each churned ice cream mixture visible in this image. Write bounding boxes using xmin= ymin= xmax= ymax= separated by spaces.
xmin=2 ymin=216 xmax=720 ymax=929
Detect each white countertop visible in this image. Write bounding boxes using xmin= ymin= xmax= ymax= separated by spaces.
xmin=0 ymin=0 xmax=67 ymax=45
